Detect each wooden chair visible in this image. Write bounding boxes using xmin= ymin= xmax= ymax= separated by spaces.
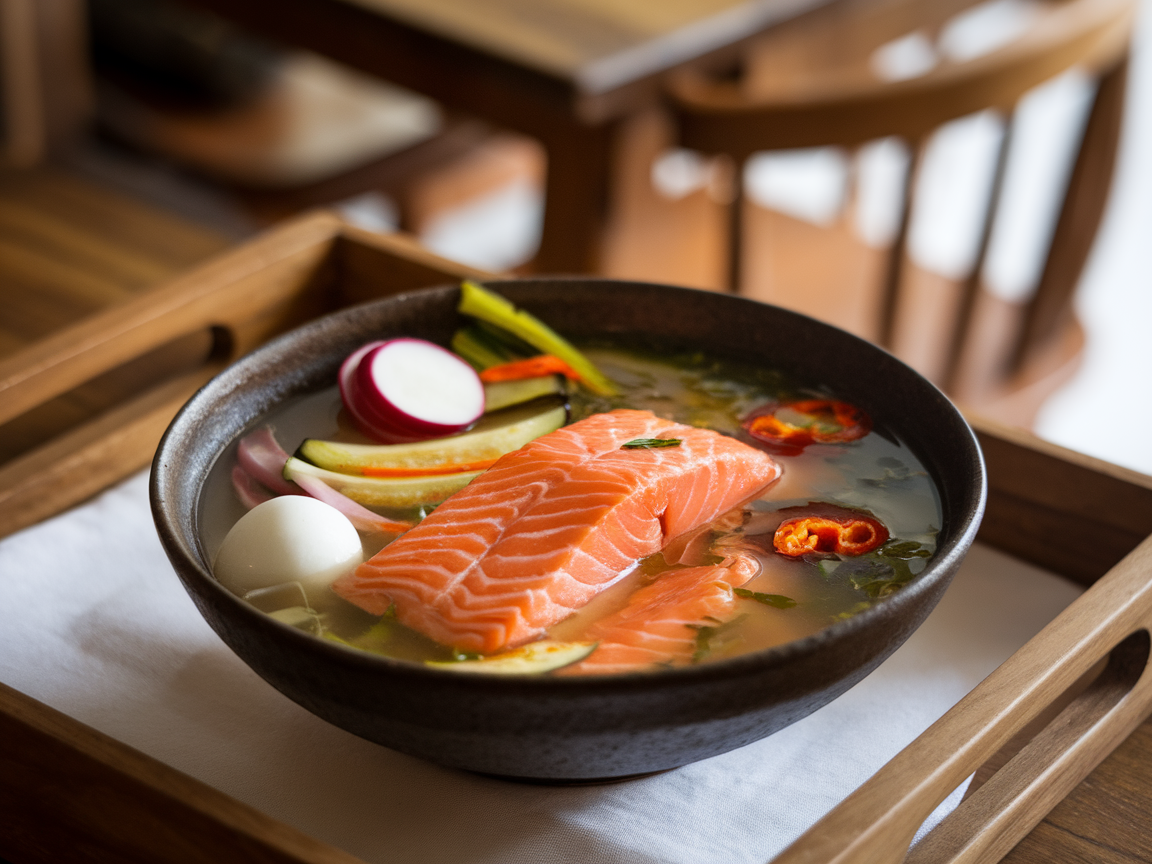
xmin=666 ymin=0 xmax=1134 ymax=426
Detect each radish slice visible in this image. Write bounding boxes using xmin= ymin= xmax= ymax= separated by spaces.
xmin=338 ymin=341 xmax=398 ymax=442
xmin=339 ymin=340 xmax=447 ymax=442
xmin=343 ymin=338 xmax=484 ymax=442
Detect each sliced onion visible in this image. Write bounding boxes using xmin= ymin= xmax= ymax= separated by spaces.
xmin=289 ymin=472 xmax=410 ymax=535
xmin=237 ymin=428 xmax=299 ymax=495
xmin=231 ymin=464 xmax=274 ymax=511
xmin=341 ymin=338 xmax=484 ymax=442
xmin=234 ymin=426 xmax=410 ymax=535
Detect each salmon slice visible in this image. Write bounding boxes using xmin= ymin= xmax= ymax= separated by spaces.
xmin=332 ymin=410 xmax=781 ymax=653
xmin=561 ymin=554 xmax=761 ymax=675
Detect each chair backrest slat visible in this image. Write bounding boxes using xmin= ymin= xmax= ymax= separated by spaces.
xmin=665 ymin=0 xmax=1134 ymax=422
xmin=1013 ymin=53 xmax=1128 ymax=372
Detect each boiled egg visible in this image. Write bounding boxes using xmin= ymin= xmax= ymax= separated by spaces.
xmin=214 ymin=496 xmax=363 ymax=598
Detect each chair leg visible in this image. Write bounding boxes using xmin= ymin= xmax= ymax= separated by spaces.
xmin=877 ymin=141 xmax=921 ymax=348
xmin=727 ymin=160 xmax=745 ymax=294
xmin=944 ymin=116 xmax=1014 ymax=394
xmin=1011 ymin=55 xmax=1129 ymax=375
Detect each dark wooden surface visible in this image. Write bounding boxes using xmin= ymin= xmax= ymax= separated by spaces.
xmin=180 ymin=0 xmax=828 ymax=274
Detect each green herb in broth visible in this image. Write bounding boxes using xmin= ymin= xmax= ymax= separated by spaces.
xmin=815 ymin=539 xmax=934 ymax=599
xmin=689 ymin=614 xmax=748 ymax=663
xmin=857 ymin=456 xmax=928 ymax=489
xmin=733 ymin=588 xmax=797 ymax=609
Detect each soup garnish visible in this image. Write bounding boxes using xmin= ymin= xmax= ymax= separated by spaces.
xmin=774 ymin=511 xmax=889 ymax=557
xmin=204 ymin=282 xmax=941 ymax=675
xmin=743 ymin=399 xmax=871 ymax=455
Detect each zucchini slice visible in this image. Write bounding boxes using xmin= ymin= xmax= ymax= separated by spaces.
xmin=483 ymin=375 xmax=566 ymax=413
xmin=425 ymin=641 xmax=597 ymax=675
xmin=297 ymin=402 xmax=566 ymax=474
xmin=284 ymin=458 xmax=482 ymax=509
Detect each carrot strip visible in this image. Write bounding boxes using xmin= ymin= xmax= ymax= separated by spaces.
xmin=479 ymin=355 xmax=581 ymax=383
xmin=360 ymin=459 xmax=498 ymax=478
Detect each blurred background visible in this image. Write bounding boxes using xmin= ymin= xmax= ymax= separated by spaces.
xmin=2 ymin=0 xmax=1149 ymax=474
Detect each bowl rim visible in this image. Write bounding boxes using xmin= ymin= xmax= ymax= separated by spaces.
xmin=150 ymin=277 xmax=987 ymax=693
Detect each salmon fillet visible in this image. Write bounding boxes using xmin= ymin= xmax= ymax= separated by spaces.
xmin=562 ymin=554 xmax=760 ymax=675
xmin=332 ymin=410 xmax=780 ymax=653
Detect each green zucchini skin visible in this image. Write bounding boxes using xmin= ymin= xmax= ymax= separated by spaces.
xmin=483 ymin=375 xmax=566 ymax=412
xmin=283 ymin=457 xmax=482 ymax=509
xmin=296 ymin=402 xmax=566 ymax=474
xmin=425 ymin=641 xmax=597 ymax=675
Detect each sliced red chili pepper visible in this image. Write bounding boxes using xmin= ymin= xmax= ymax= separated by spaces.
xmin=773 ymin=513 xmax=889 ymax=557
xmin=743 ymin=399 xmax=871 ymax=455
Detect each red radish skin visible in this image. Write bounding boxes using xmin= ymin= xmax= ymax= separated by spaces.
xmin=344 ymin=339 xmax=485 ymax=442
xmin=338 ymin=341 xmax=411 ymax=443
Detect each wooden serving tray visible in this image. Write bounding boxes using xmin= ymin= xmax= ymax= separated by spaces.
xmin=2 ymin=213 xmax=1151 ymax=863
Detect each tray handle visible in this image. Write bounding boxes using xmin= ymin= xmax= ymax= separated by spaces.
xmin=772 ymin=532 xmax=1152 ymax=864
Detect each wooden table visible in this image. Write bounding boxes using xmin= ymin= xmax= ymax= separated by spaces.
xmin=180 ymin=0 xmax=828 ymax=275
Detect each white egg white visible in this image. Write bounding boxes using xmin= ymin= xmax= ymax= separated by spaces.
xmin=213 ymin=495 xmax=363 ymax=600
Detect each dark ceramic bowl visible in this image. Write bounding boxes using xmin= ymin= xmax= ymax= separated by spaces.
xmin=151 ymin=279 xmax=985 ymax=781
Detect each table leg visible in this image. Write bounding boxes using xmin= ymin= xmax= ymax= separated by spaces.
xmin=532 ymin=120 xmax=619 ymax=275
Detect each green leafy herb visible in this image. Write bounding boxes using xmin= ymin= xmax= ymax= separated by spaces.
xmin=817 ymin=538 xmax=937 ymax=599
xmin=621 ymin=438 xmax=682 ymax=450
xmin=877 ymin=540 xmax=932 ymax=559
xmin=835 ymin=557 xmax=908 ymax=598
xmin=687 ymin=614 xmax=747 ymax=662
xmin=817 ymin=559 xmax=842 ymax=577
xmin=734 ymin=587 xmax=796 ymax=609
xmin=857 ymin=457 xmax=926 ymax=489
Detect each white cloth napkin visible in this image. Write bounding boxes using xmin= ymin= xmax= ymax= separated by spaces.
xmin=0 ymin=471 xmax=1083 ymax=864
